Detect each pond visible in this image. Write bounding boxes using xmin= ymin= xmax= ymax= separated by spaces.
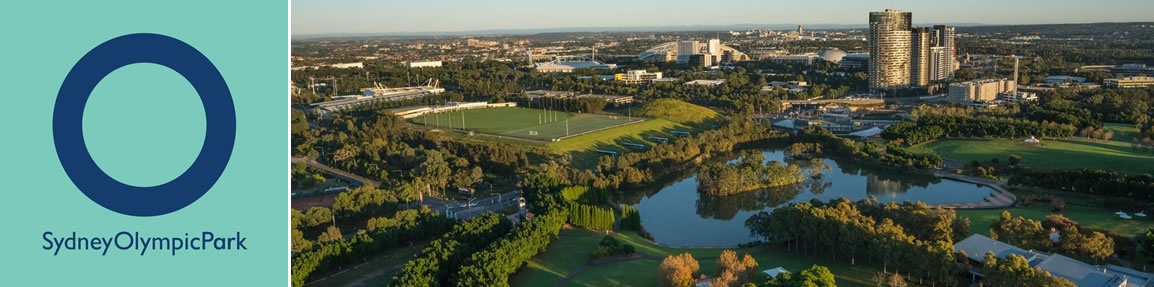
xmin=635 ymin=150 xmax=998 ymax=247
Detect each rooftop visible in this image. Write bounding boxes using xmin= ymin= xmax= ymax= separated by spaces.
xmin=953 ymin=234 xmax=1148 ymax=287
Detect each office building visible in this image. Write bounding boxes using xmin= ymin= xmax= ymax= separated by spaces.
xmin=615 ymin=70 xmax=663 ymax=84
xmin=1104 ymin=76 xmax=1154 ymax=89
xmin=771 ymin=54 xmax=817 ymax=66
xmin=689 ymin=54 xmax=713 ymax=67
xmin=676 ymin=40 xmax=698 ymax=64
xmin=707 ymin=39 xmax=720 ymax=55
xmin=868 ymin=9 xmax=912 ymax=90
xmin=948 ymin=79 xmax=1016 ymax=102
xmin=840 ymin=53 xmax=870 ymax=69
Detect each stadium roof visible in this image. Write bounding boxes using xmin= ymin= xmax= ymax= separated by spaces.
xmin=639 ymin=41 xmax=747 ymax=61
xmin=818 ymin=48 xmax=848 ymax=63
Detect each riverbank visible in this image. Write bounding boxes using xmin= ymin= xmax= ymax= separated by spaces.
xmin=930 ymin=172 xmax=1018 ymax=209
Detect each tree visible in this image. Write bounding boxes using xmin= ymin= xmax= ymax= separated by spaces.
xmin=304 ymin=207 xmax=333 ymax=228
xmin=291 ymin=229 xmax=313 ymax=253
xmin=658 ymin=253 xmax=699 ymax=287
xmin=417 ymin=150 xmax=452 ymax=197
xmin=760 ymin=265 xmax=837 ymax=287
xmin=1008 ymin=154 xmax=1022 ymax=166
xmin=716 ymin=250 xmax=760 ymax=285
xmin=886 ymin=273 xmax=907 ymax=287
xmin=317 ymin=225 xmax=342 ymax=243
xmin=983 ymin=252 xmax=1076 ymax=287
xmin=1141 ymin=229 xmax=1154 ymax=261
xmin=709 ymin=271 xmax=737 ymax=287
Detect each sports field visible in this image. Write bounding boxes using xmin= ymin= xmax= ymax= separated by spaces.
xmin=912 ymin=138 xmax=1154 ymax=175
xmin=410 ymin=107 xmax=642 ymax=141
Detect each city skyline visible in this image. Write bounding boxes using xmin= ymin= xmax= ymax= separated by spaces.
xmin=292 ymin=0 xmax=1154 ymax=36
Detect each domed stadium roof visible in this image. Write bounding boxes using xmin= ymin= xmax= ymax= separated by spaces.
xmin=638 ymin=41 xmax=748 ymax=61
xmin=817 ymin=48 xmax=847 ymax=63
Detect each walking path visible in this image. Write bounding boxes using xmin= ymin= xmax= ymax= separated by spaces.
xmin=931 ymin=172 xmax=1018 ymax=209
xmin=292 ymin=156 xmax=380 ymax=187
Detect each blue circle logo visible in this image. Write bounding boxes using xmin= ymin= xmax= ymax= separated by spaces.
xmin=53 ymin=33 xmax=235 ymax=217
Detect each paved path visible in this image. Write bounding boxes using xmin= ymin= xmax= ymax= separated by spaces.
xmin=292 ymin=156 xmax=380 ymax=187
xmin=931 ymin=172 xmax=1018 ymax=209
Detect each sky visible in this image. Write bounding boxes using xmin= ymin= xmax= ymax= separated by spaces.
xmin=291 ymin=0 xmax=1154 ymax=36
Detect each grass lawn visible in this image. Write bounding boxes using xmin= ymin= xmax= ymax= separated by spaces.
xmin=411 ymin=107 xmax=640 ymax=141
xmin=509 ymin=228 xmax=606 ymax=287
xmin=914 ymin=138 xmax=1154 ymax=175
xmin=548 ymin=119 xmax=689 ymax=168
xmin=1104 ymin=122 xmax=1142 ymax=143
xmin=309 ymin=242 xmax=427 ymax=287
xmin=511 ymin=228 xmax=883 ymax=287
xmin=956 ymin=204 xmax=1154 ymax=238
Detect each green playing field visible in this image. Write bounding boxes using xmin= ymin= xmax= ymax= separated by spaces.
xmin=410 ymin=107 xmax=642 ymax=141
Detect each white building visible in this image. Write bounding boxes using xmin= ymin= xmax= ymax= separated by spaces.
xmin=616 ymin=70 xmax=663 ymax=84
xmin=647 ymin=40 xmax=747 ymax=64
xmin=405 ymin=60 xmax=442 ymax=68
xmin=683 ymin=79 xmax=726 ymax=87
xmin=328 ymin=62 xmax=364 ymax=69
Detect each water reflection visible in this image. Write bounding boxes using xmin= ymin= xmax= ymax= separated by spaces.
xmin=636 ymin=149 xmax=997 ymax=247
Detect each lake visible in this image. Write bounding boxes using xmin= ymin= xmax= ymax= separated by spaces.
xmin=635 ymin=150 xmax=997 ymax=247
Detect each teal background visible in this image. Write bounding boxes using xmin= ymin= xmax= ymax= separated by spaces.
xmin=0 ymin=0 xmax=288 ymax=285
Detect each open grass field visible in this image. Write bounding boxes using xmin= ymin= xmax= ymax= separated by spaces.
xmin=508 ymin=228 xmax=605 ymax=287
xmin=634 ymin=99 xmax=718 ymax=124
xmin=309 ymin=242 xmax=428 ymax=287
xmin=956 ymin=203 xmax=1154 ymax=238
xmin=1104 ymin=122 xmax=1143 ymax=143
xmin=410 ymin=107 xmax=642 ymax=141
xmin=912 ymin=138 xmax=1154 ymax=175
xmin=509 ymin=228 xmax=882 ymax=287
xmin=548 ymin=119 xmax=691 ymax=168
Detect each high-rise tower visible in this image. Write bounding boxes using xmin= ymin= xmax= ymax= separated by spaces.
xmin=676 ymin=40 xmax=698 ymax=64
xmin=911 ymin=27 xmax=932 ymax=87
xmin=868 ymin=9 xmax=913 ymax=90
xmin=929 ymin=25 xmax=956 ymax=81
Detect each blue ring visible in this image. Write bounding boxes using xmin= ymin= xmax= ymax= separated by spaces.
xmin=53 ymin=33 xmax=235 ymax=217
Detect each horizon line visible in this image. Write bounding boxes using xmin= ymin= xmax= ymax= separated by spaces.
xmin=291 ymin=20 xmax=1154 ymax=39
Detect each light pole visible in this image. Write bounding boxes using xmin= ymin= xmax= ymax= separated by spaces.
xmin=467 ymin=197 xmax=476 ymax=218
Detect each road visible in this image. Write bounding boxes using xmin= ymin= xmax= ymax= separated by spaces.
xmin=292 ymin=156 xmax=522 ymax=220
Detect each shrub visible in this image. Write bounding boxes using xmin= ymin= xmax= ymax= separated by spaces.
xmin=590 ymin=235 xmax=635 ymax=259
